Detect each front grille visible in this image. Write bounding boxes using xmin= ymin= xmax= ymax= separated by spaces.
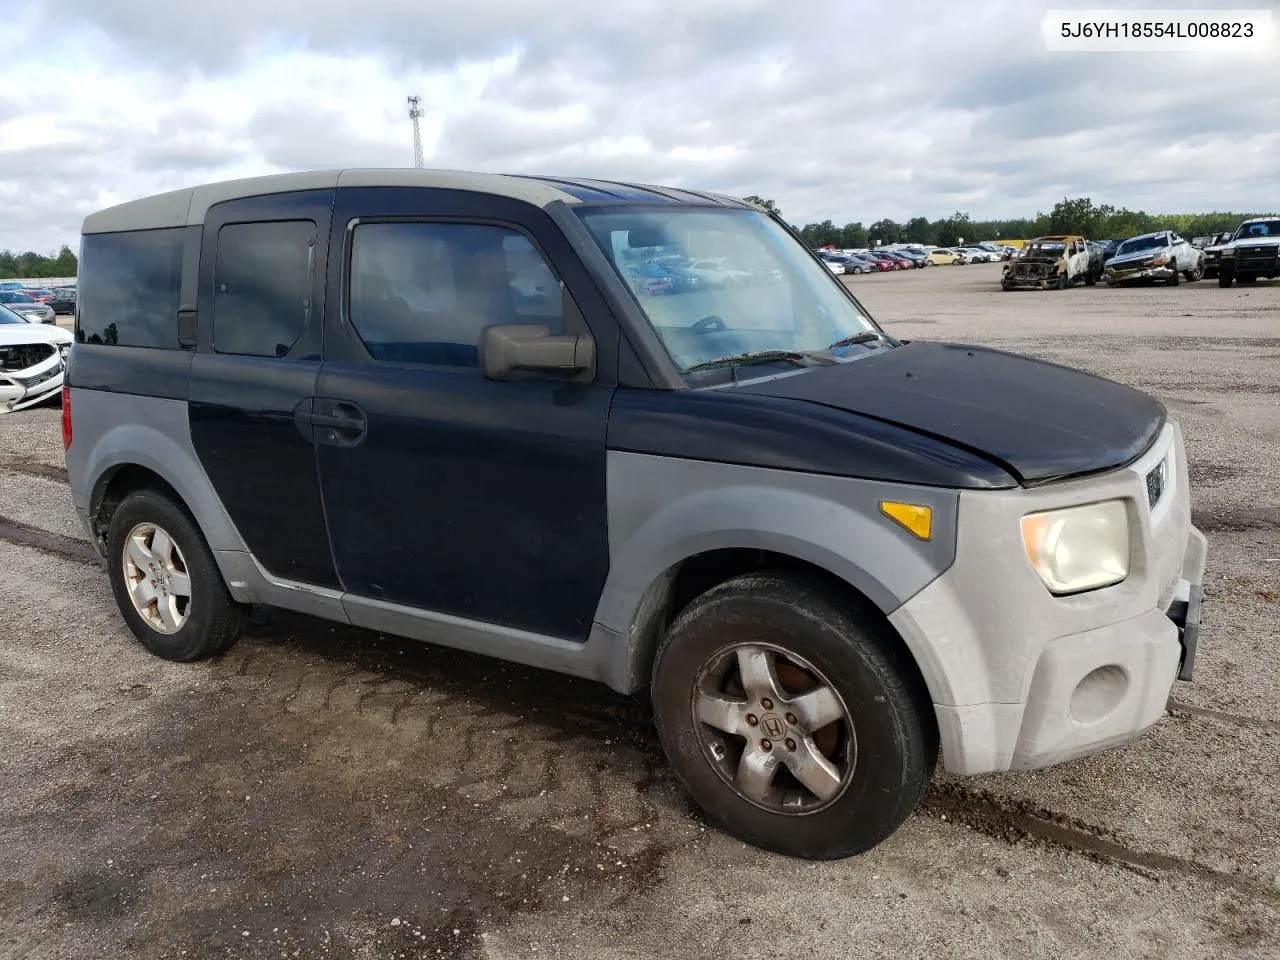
xmin=15 ymin=367 xmax=59 ymax=388
xmin=0 ymin=342 xmax=56 ymax=372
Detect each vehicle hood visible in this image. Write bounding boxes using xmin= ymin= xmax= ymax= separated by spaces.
xmin=735 ymin=341 xmax=1166 ymax=485
xmin=4 ymin=301 xmax=47 ymax=311
xmin=1107 ymin=248 xmax=1167 ymax=268
xmin=0 ymin=323 xmax=72 ymax=346
xmin=1225 ymin=236 xmax=1280 ymax=249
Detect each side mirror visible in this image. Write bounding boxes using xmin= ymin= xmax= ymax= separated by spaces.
xmin=480 ymin=324 xmax=595 ymax=381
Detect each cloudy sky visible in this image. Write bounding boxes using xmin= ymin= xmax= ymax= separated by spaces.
xmin=2 ymin=0 xmax=1277 ymax=253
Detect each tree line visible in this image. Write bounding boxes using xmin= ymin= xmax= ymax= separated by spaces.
xmin=0 ymin=246 xmax=78 ymax=279
xmin=744 ymin=196 xmax=1264 ymax=248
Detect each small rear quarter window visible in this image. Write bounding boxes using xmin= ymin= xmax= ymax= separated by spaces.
xmin=77 ymin=228 xmax=185 ymax=347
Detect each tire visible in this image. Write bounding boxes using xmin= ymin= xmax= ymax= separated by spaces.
xmin=1085 ymin=270 xmax=1097 ymax=287
xmin=106 ymin=489 xmax=248 ymax=662
xmin=1186 ymin=261 xmax=1203 ymax=282
xmin=1054 ymin=273 xmax=1067 ymax=290
xmin=1219 ymin=273 xmax=1233 ymax=288
xmin=1168 ymin=266 xmax=1179 ymax=286
xmin=651 ymin=571 xmax=937 ymax=860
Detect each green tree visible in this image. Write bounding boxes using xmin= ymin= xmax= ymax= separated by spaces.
xmin=839 ymin=222 xmax=868 ymax=248
xmin=742 ymin=196 xmax=781 ymax=217
xmin=905 ymin=217 xmax=932 ymax=244
xmin=868 ymin=218 xmax=901 ymax=246
xmin=0 ymin=247 xmax=79 ymax=279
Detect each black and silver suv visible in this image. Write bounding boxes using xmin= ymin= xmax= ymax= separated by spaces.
xmin=66 ymin=170 xmax=1207 ymax=859
xmin=1217 ymin=216 xmax=1280 ymax=287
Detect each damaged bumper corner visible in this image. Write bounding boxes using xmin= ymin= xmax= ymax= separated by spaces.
xmin=1105 ymin=265 xmax=1176 ymax=285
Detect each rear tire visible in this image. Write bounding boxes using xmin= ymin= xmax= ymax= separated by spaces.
xmin=651 ymin=571 xmax=937 ymax=860
xmin=106 ymin=490 xmax=248 ymax=662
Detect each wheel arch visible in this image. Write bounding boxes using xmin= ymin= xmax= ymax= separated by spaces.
xmin=79 ymin=416 xmax=246 ymax=558
xmin=593 ymin=474 xmax=958 ymax=707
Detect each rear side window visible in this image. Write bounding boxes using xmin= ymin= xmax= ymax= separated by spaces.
xmin=213 ymin=221 xmax=316 ymax=358
xmin=348 ymin=222 xmax=560 ymax=369
xmin=77 ymin=228 xmax=184 ymax=347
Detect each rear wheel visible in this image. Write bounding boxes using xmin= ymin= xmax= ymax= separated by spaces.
xmin=106 ymin=490 xmax=248 ymax=661
xmin=651 ymin=572 xmax=937 ymax=860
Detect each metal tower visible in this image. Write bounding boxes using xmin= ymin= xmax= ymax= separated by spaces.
xmin=407 ymin=95 xmax=424 ymax=169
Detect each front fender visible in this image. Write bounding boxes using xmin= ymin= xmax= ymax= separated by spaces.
xmin=593 ymin=451 xmax=959 ymax=690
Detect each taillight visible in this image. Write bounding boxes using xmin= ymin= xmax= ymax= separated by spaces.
xmin=61 ymin=386 xmax=72 ymax=449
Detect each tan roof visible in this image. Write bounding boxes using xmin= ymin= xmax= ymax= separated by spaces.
xmin=82 ymin=169 xmax=590 ymax=235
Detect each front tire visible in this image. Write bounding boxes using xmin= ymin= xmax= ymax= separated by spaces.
xmin=106 ymin=490 xmax=248 ymax=662
xmin=1168 ymin=266 xmax=1179 ymax=286
xmin=651 ymin=572 xmax=937 ymax=860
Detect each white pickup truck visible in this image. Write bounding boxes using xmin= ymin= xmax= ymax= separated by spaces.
xmin=1104 ymin=231 xmax=1204 ymax=286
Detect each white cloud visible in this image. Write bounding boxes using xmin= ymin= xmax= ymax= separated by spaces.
xmin=1 ymin=0 xmax=1277 ymax=253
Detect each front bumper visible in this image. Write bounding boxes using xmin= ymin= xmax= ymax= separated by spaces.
xmin=1106 ymin=263 xmax=1175 ymax=284
xmin=0 ymin=363 xmax=65 ymax=413
xmin=889 ymin=422 xmax=1207 ymax=775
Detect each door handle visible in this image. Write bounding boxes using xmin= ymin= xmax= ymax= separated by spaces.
xmin=307 ymin=400 xmax=367 ymax=446
xmin=308 ymin=412 xmax=365 ymax=431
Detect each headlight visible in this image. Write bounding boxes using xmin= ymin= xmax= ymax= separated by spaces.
xmin=1222 ymin=248 xmax=1235 ymax=257
xmin=1152 ymin=253 xmax=1169 ymax=266
xmin=59 ymin=344 xmax=71 ymax=361
xmin=1020 ymin=499 xmax=1130 ymax=595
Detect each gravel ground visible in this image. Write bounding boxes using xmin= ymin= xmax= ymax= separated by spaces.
xmin=1 ymin=264 xmax=1276 ymax=960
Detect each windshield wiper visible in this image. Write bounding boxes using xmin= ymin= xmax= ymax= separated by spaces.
xmin=683 ymin=349 xmax=836 ymax=375
xmin=827 ymin=330 xmax=894 ymax=351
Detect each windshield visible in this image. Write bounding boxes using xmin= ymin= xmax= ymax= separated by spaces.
xmin=0 ymin=291 xmax=34 ymax=304
xmin=1116 ymin=234 xmax=1168 ymax=256
xmin=1024 ymin=241 xmax=1065 ymax=257
xmin=579 ymin=206 xmax=877 ymax=372
xmin=0 ymin=304 xmax=27 ymax=324
xmin=1234 ymin=219 xmax=1280 ymax=240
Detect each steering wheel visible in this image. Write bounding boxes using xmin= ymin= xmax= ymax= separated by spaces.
xmin=691 ymin=315 xmax=727 ymax=334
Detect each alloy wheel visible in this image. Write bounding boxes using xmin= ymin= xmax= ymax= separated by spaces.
xmin=691 ymin=642 xmax=856 ymax=815
xmin=122 ymin=522 xmax=192 ymax=634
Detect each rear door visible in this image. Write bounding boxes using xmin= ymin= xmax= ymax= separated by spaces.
xmin=187 ymin=190 xmax=338 ymax=588
xmin=315 ymin=187 xmax=618 ymax=639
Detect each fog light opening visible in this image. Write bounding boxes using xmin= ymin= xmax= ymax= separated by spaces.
xmin=1069 ymin=665 xmax=1129 ymax=725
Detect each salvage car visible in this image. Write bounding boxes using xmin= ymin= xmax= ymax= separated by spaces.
xmin=1001 ymin=235 xmax=1101 ymax=290
xmin=1217 ymin=217 xmax=1280 ymax=287
xmin=0 ymin=290 xmax=56 ymax=323
xmin=66 ymin=170 xmax=1207 ymax=861
xmin=1201 ymin=232 xmax=1235 ymax=279
xmin=48 ymin=286 xmax=78 ymax=316
xmin=1104 ymin=231 xmax=1204 ymax=286
xmin=1 ymin=302 xmax=72 ymax=412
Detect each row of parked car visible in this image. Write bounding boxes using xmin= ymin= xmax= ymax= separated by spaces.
xmin=999 ymin=217 xmax=1280 ymax=292
xmin=0 ymin=280 xmax=76 ymax=323
xmin=816 ymin=241 xmax=1018 ymax=275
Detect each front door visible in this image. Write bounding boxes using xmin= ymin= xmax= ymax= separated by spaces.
xmin=316 ymin=187 xmax=618 ymax=639
xmin=188 ymin=190 xmax=338 ymax=588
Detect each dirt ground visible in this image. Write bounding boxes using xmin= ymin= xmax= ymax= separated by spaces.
xmin=1 ymin=264 xmax=1277 ymax=960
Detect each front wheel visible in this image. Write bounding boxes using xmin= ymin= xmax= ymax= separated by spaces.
xmin=1168 ymin=266 xmax=1179 ymax=286
xmin=651 ymin=572 xmax=937 ymax=860
xmin=1219 ymin=273 xmax=1233 ymax=288
xmin=106 ymin=490 xmax=248 ymax=661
